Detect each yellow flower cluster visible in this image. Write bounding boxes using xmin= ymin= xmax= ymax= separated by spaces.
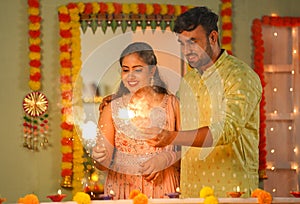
xmin=199 ymin=186 xmax=219 ymax=204
xmin=73 ymin=192 xmax=91 ymax=204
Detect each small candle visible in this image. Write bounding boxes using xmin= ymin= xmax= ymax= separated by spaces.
xmin=176 ymin=187 xmax=180 ymax=193
xmin=236 ymin=186 xmax=240 ymax=192
xmin=57 ymin=189 xmax=62 ymax=195
xmin=109 ymin=190 xmax=115 ymax=196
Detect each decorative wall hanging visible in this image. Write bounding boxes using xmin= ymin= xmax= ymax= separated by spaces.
xmin=23 ymin=0 xmax=50 ymax=151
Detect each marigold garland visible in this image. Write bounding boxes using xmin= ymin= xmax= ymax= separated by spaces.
xmin=28 ymin=0 xmax=42 ymax=91
xmin=251 ymin=16 xmax=300 ymax=179
xmin=220 ymin=0 xmax=233 ymax=55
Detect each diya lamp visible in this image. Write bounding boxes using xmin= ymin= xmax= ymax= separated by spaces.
xmin=47 ymin=189 xmax=67 ymax=202
xmin=166 ymin=187 xmax=181 ymax=198
xmin=290 ymin=185 xmax=300 ymax=198
xmin=227 ymin=186 xmax=244 ymax=198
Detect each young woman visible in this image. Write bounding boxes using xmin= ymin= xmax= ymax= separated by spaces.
xmin=92 ymin=42 xmax=180 ymax=199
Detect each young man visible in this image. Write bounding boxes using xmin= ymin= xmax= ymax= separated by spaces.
xmin=147 ymin=6 xmax=262 ymax=197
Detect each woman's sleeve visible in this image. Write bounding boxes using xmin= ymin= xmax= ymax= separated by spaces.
xmin=98 ymin=103 xmax=115 ymax=146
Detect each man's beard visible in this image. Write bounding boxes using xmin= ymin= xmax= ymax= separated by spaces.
xmin=189 ymin=42 xmax=214 ymax=71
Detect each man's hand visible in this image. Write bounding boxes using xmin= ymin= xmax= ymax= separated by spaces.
xmin=99 ymin=95 xmax=112 ymax=113
xmin=145 ymin=129 xmax=177 ymax=147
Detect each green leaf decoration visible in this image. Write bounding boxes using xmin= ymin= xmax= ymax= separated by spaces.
xmin=121 ymin=19 xmax=127 ymax=33
xmin=170 ymin=19 xmax=175 ymax=32
xmin=141 ymin=20 xmax=147 ymax=32
xmin=81 ymin=20 xmax=88 ymax=34
xmin=131 ymin=20 xmax=137 ymax=32
xmin=101 ymin=20 xmax=107 ymax=34
xmin=150 ymin=20 xmax=157 ymax=32
xmin=111 ymin=20 xmax=118 ymax=33
xmin=160 ymin=20 xmax=167 ymax=32
xmin=90 ymin=19 xmax=98 ymax=34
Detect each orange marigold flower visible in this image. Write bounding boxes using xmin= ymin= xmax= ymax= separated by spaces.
xmin=129 ymin=189 xmax=141 ymax=199
xmin=133 ymin=193 xmax=148 ymax=204
xmin=251 ymin=189 xmax=272 ymax=204
xmin=18 ymin=194 xmax=39 ymax=204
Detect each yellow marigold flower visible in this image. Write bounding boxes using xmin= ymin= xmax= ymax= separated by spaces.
xmin=58 ymin=6 xmax=69 ymax=14
xmin=62 ymin=162 xmax=72 ymax=169
xmin=222 ymin=2 xmax=232 ymax=10
xmin=28 ymin=81 xmax=41 ymax=91
xmin=59 ymin=38 xmax=71 ymax=45
xmin=174 ymin=5 xmax=181 ymax=16
xmin=222 ymin=16 xmax=232 ymax=23
xmin=29 ymin=38 xmax=41 ymax=45
xmin=70 ymin=14 xmax=80 ymax=22
xmin=146 ymin=4 xmax=154 ymax=15
xmin=200 ymin=186 xmax=214 ymax=198
xmin=204 ymin=195 xmax=219 ymax=204
xmin=222 ymin=30 xmax=232 ymax=37
xmin=69 ymin=7 xmax=79 ymax=15
xmin=73 ymin=192 xmax=91 ymax=204
xmin=29 ymin=52 xmax=41 ymax=60
xmin=222 ymin=44 xmax=232 ymax=51
xmin=62 ymin=130 xmax=73 ymax=138
xmin=60 ymin=52 xmax=71 ymax=60
xmin=130 ymin=3 xmax=138 ymax=14
xmin=77 ymin=2 xmax=85 ymax=13
xmin=92 ymin=1 xmax=103 ymax=13
xmin=160 ymin=4 xmax=168 ymax=15
xmin=73 ymin=164 xmax=85 ymax=171
xmin=122 ymin=3 xmax=130 ymax=14
xmin=30 ymin=67 xmax=40 ymax=74
xmin=60 ymin=68 xmax=72 ymax=76
xmin=107 ymin=2 xmax=115 ymax=14
xmin=61 ymin=146 xmax=73 ymax=154
xmin=28 ymin=7 xmax=39 ymax=15
xmin=59 ymin=22 xmax=71 ymax=30
xmin=29 ymin=23 xmax=41 ymax=31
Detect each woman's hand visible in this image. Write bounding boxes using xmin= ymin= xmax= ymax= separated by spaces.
xmin=140 ymin=155 xmax=165 ymax=182
xmin=92 ymin=146 xmax=107 ymax=163
xmin=99 ymin=95 xmax=112 ymax=113
xmin=140 ymin=151 xmax=176 ymax=182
